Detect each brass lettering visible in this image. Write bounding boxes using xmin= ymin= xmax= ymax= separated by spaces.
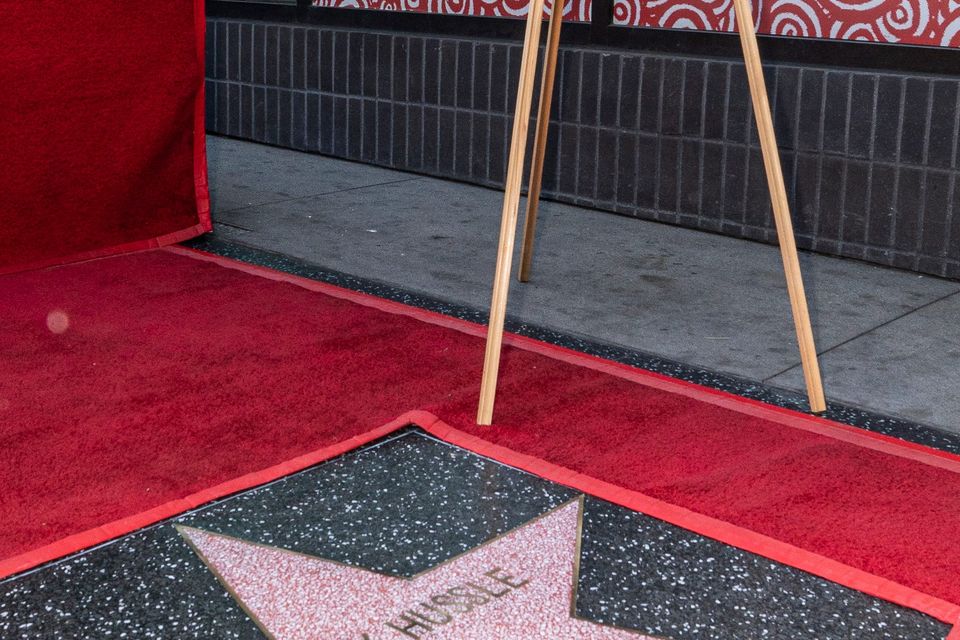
xmin=485 ymin=567 xmax=530 ymax=589
xmin=430 ymin=594 xmax=473 ymax=615
xmin=385 ymin=613 xmax=433 ymax=639
xmin=379 ymin=568 xmax=529 ymax=637
xmin=465 ymin=580 xmax=511 ymax=598
xmin=447 ymin=585 xmax=489 ymax=606
xmin=411 ymin=604 xmax=453 ymax=625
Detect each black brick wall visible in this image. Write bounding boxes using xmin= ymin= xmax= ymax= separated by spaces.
xmin=205 ymin=18 xmax=960 ymax=280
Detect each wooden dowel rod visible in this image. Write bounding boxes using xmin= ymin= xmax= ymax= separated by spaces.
xmin=477 ymin=0 xmax=548 ymax=425
xmin=518 ymin=0 xmax=564 ymax=283
xmin=732 ymin=0 xmax=827 ymax=413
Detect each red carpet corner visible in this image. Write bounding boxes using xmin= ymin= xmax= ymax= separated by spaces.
xmin=1 ymin=247 xmax=959 ymax=637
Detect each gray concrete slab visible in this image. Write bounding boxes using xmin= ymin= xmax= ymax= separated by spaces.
xmin=769 ymin=292 xmax=960 ymax=431
xmin=206 ymin=136 xmax=416 ymax=214
xmin=207 ymin=136 xmax=960 ymax=431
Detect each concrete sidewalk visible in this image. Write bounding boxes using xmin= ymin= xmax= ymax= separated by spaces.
xmin=206 ymin=135 xmax=960 ymax=434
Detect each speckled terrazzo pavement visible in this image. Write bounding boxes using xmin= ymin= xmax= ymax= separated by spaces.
xmin=0 ymin=429 xmax=949 ymax=639
xmin=184 ymin=235 xmax=960 ymax=456
xmin=576 ymin=500 xmax=946 ymax=639
xmin=175 ymin=430 xmax=575 ymax=576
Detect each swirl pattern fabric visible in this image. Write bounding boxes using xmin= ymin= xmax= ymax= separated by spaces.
xmin=314 ymin=0 xmax=591 ymax=21
xmin=313 ymin=0 xmax=960 ymax=46
xmin=615 ymin=0 xmax=960 ymax=46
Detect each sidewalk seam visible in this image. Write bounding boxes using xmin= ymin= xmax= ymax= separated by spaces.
xmin=213 ymin=176 xmax=425 ymax=215
xmin=763 ymin=288 xmax=960 ymax=383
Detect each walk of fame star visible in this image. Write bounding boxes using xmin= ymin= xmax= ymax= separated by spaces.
xmin=176 ymin=497 xmax=653 ymax=639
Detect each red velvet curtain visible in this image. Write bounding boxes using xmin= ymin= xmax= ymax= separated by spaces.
xmin=0 ymin=1 xmax=211 ymax=275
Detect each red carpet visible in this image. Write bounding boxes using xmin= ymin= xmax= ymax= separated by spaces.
xmin=2 ymin=248 xmax=960 ymax=625
xmin=0 ymin=2 xmax=210 ymax=275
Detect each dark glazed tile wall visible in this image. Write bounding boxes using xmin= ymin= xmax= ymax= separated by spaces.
xmin=205 ymin=19 xmax=960 ymax=280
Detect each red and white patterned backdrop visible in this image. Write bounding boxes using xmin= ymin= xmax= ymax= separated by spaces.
xmin=313 ymin=0 xmax=960 ymax=46
xmin=615 ymin=0 xmax=960 ymax=46
xmin=312 ymin=0 xmax=591 ymax=21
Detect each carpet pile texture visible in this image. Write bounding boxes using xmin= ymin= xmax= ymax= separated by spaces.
xmin=1 ymin=248 xmax=958 ymax=611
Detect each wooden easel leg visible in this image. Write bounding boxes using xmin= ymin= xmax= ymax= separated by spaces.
xmin=477 ymin=0 xmax=548 ymax=425
xmin=732 ymin=0 xmax=827 ymax=414
xmin=518 ymin=0 xmax=563 ymax=283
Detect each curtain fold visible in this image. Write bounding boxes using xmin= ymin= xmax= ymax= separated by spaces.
xmin=0 ymin=1 xmax=211 ymax=275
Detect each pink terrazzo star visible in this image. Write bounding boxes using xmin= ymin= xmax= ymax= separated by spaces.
xmin=178 ymin=499 xmax=652 ymax=639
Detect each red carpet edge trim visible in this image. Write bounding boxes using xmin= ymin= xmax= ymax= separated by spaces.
xmin=1 ymin=409 xmax=957 ymax=634
xmin=0 ymin=414 xmax=412 ymax=581
xmin=167 ymin=245 xmax=960 ymax=475
xmin=0 ymin=225 xmax=209 ymax=278
xmin=417 ymin=412 xmax=960 ymax=629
